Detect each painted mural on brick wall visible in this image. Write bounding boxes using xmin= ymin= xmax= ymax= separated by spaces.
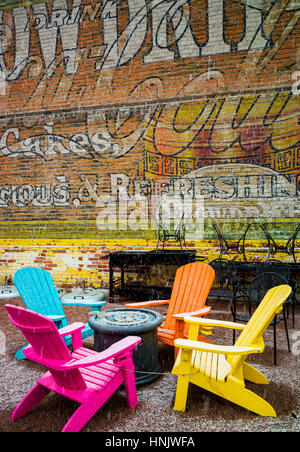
xmin=0 ymin=0 xmax=299 ymax=244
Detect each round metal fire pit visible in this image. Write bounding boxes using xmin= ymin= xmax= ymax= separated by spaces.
xmin=88 ymin=308 xmax=162 ymax=385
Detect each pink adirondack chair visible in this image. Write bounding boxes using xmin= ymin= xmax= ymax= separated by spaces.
xmin=5 ymin=304 xmax=142 ymax=432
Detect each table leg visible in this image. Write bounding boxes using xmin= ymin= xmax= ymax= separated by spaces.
xmin=121 ymin=265 xmax=125 ymax=289
xmin=109 ymin=259 xmax=114 ymax=303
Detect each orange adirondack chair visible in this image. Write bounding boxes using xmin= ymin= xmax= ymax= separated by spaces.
xmin=125 ymin=262 xmax=215 ymax=353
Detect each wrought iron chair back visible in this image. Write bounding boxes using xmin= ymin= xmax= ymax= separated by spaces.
xmin=230 ymin=271 xmax=291 ymax=365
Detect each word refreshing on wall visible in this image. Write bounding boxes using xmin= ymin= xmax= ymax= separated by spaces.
xmin=0 ymin=0 xmax=299 ymax=240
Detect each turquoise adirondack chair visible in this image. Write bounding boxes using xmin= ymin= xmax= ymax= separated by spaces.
xmin=5 ymin=304 xmax=141 ymax=432
xmin=13 ymin=267 xmax=106 ymax=360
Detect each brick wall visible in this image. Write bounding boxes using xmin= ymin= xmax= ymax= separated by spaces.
xmin=0 ymin=0 xmax=299 ymax=288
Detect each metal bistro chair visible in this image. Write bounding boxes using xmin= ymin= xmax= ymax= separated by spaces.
xmin=155 ymin=212 xmax=187 ymax=250
xmin=286 ymin=223 xmax=300 ymax=264
xmin=230 ymin=272 xmax=291 ymax=365
xmin=208 ymin=259 xmax=241 ymax=311
xmin=256 ymin=259 xmax=296 ymax=328
xmin=237 ymin=223 xmax=277 ymax=263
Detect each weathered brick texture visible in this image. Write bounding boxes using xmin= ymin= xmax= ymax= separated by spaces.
xmin=0 ymin=0 xmax=299 ymax=286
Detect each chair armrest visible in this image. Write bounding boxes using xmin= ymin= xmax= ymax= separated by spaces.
xmin=59 ymin=322 xmax=86 ymax=350
xmin=62 ymin=300 xmax=106 ymax=312
xmin=61 ymin=301 xmax=106 ymax=308
xmin=46 ymin=314 xmax=67 ymax=323
xmin=174 ymin=338 xmax=262 ymax=355
xmin=23 ymin=323 xmax=86 ymax=365
xmin=183 ymin=316 xmax=246 ymax=330
xmin=57 ymin=322 xmax=85 ymax=337
xmin=62 ymin=336 xmax=142 ymax=370
xmin=25 ymin=336 xmax=142 ymax=371
xmin=172 ymin=306 xmax=211 ymax=320
xmin=125 ymin=299 xmax=170 ymax=308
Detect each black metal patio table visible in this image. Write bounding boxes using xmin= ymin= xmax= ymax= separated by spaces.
xmin=105 ymin=249 xmax=196 ymax=303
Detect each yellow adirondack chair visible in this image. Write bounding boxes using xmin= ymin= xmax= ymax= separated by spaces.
xmin=172 ymin=284 xmax=291 ymax=416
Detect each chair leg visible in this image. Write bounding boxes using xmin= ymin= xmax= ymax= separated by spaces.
xmin=173 ymin=375 xmax=190 ymax=412
xmin=61 ymin=398 xmax=106 ymax=433
xmin=172 ymin=348 xmax=193 ymax=412
xmin=288 ymin=285 xmax=296 ymax=328
xmin=283 ymin=307 xmax=291 ymax=353
xmin=222 ymin=379 xmax=277 ymax=417
xmin=62 ymin=368 xmax=133 ymax=432
xmin=115 ymin=354 xmax=138 ymax=409
xmin=231 ymin=300 xmax=236 ymax=344
xmin=273 ymin=315 xmax=277 ymax=366
xmin=12 ymin=384 xmax=50 ymax=421
xmin=14 ymin=345 xmax=27 ymax=360
xmin=243 ymin=362 xmax=269 ymax=385
xmin=123 ymin=366 xmax=138 ymax=408
xmin=174 ymin=347 xmax=179 ymax=361
xmin=211 ymin=297 xmax=221 ymax=310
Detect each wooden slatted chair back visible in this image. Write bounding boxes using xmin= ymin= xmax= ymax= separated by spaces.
xmin=6 ymin=304 xmax=87 ymax=390
xmin=164 ymin=262 xmax=215 ymax=332
xmin=14 ymin=267 xmax=67 ymax=323
xmin=228 ymin=284 xmax=291 ymax=371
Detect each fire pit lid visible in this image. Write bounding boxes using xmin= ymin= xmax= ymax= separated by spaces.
xmin=61 ymin=288 xmax=106 ymax=304
xmin=89 ymin=308 xmax=162 ymax=334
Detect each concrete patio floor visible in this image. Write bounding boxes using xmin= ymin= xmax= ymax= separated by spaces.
xmin=0 ymin=296 xmax=299 ymax=433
